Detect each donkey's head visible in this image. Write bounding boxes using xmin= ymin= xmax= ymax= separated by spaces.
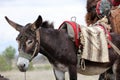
xmin=5 ymin=16 xmax=42 ymax=72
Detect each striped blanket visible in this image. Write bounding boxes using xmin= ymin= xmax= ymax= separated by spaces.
xmin=80 ymin=25 xmax=109 ymax=62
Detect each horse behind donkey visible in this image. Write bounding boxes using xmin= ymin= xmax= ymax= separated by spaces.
xmin=5 ymin=15 xmax=120 ymax=80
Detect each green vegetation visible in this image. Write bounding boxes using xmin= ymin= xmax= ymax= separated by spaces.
xmin=0 ymin=46 xmax=15 ymax=71
xmin=2 ymin=46 xmax=15 ymax=59
xmin=0 ymin=55 xmax=12 ymax=71
xmin=2 ymin=46 xmax=16 ymax=64
xmin=28 ymin=62 xmax=34 ymax=71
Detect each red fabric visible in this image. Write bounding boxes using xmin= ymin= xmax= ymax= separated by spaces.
xmin=112 ymin=0 xmax=120 ymax=6
xmin=96 ymin=1 xmax=102 ymax=15
xmin=59 ymin=21 xmax=80 ymax=47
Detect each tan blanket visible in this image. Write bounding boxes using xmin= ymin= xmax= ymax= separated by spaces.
xmin=80 ymin=25 xmax=109 ymax=62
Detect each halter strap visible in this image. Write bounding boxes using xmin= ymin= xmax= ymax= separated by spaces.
xmin=19 ymin=51 xmax=32 ymax=61
xmin=30 ymin=28 xmax=40 ymax=61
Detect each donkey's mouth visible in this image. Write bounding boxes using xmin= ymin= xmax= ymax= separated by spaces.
xmin=17 ymin=57 xmax=29 ymax=72
xmin=18 ymin=66 xmax=27 ymax=72
xmin=17 ymin=62 xmax=28 ymax=72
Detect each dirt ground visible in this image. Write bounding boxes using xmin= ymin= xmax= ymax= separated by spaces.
xmin=1 ymin=69 xmax=99 ymax=80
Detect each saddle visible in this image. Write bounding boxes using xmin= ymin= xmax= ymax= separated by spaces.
xmin=59 ymin=21 xmax=80 ymax=47
xmin=59 ymin=19 xmax=110 ymax=62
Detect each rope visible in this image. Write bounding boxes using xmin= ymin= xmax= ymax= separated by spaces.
xmin=77 ymin=53 xmax=81 ymax=68
xmin=31 ymin=42 xmax=39 ymax=60
xmin=98 ymin=17 xmax=120 ymax=55
xmin=24 ymin=72 xmax=26 ymax=80
xmin=107 ymin=39 xmax=120 ymax=55
xmin=80 ymin=59 xmax=86 ymax=70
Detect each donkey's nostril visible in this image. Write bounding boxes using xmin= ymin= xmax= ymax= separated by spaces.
xmin=17 ymin=63 xmax=27 ymax=72
xmin=22 ymin=63 xmax=26 ymax=68
xmin=17 ymin=57 xmax=29 ymax=72
xmin=23 ymin=64 xmax=25 ymax=67
xmin=18 ymin=63 xmax=25 ymax=68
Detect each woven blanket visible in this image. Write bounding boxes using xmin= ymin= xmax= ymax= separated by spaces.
xmin=80 ymin=25 xmax=109 ymax=62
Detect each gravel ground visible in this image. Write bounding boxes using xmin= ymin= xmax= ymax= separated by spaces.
xmin=1 ymin=69 xmax=99 ymax=80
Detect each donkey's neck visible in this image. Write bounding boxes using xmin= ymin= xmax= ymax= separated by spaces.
xmin=40 ymin=28 xmax=60 ymax=52
xmin=39 ymin=28 xmax=77 ymax=65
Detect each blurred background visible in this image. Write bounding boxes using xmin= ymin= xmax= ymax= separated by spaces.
xmin=0 ymin=0 xmax=99 ymax=80
xmin=0 ymin=0 xmax=86 ymax=52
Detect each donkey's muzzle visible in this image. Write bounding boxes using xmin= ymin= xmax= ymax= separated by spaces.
xmin=17 ymin=57 xmax=29 ymax=72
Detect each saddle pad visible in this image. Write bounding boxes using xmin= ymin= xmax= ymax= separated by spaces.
xmin=80 ymin=25 xmax=109 ymax=62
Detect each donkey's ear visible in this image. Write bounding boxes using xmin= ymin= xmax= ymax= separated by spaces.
xmin=32 ymin=15 xmax=42 ymax=30
xmin=5 ymin=16 xmax=23 ymax=32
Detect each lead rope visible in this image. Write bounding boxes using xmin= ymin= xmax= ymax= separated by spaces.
xmin=24 ymin=72 xmax=26 ymax=80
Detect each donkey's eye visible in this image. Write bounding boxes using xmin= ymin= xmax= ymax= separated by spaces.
xmin=26 ymin=40 xmax=33 ymax=44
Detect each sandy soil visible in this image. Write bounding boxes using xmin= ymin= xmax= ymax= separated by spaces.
xmin=1 ymin=69 xmax=99 ymax=80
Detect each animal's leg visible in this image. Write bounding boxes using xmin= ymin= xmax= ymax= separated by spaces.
xmin=98 ymin=73 xmax=106 ymax=80
xmin=113 ymin=59 xmax=120 ymax=80
xmin=98 ymin=68 xmax=115 ymax=80
xmin=68 ymin=65 xmax=77 ymax=80
xmin=53 ymin=68 xmax=65 ymax=80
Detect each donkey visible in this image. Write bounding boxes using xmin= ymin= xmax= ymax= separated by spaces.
xmin=5 ymin=15 xmax=120 ymax=80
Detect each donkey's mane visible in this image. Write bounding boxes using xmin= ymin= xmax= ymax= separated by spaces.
xmin=41 ymin=21 xmax=54 ymax=28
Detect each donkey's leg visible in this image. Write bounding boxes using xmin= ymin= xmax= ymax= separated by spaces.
xmin=113 ymin=59 xmax=120 ymax=80
xmin=98 ymin=68 xmax=114 ymax=80
xmin=98 ymin=73 xmax=106 ymax=80
xmin=53 ymin=68 xmax=65 ymax=80
xmin=68 ymin=65 xmax=77 ymax=80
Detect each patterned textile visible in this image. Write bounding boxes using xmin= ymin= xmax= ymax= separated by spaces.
xmin=112 ymin=0 xmax=120 ymax=6
xmin=80 ymin=25 xmax=109 ymax=62
xmin=96 ymin=0 xmax=111 ymax=17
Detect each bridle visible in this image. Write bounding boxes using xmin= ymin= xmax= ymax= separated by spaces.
xmin=18 ymin=28 xmax=40 ymax=61
xmin=30 ymin=28 xmax=40 ymax=61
